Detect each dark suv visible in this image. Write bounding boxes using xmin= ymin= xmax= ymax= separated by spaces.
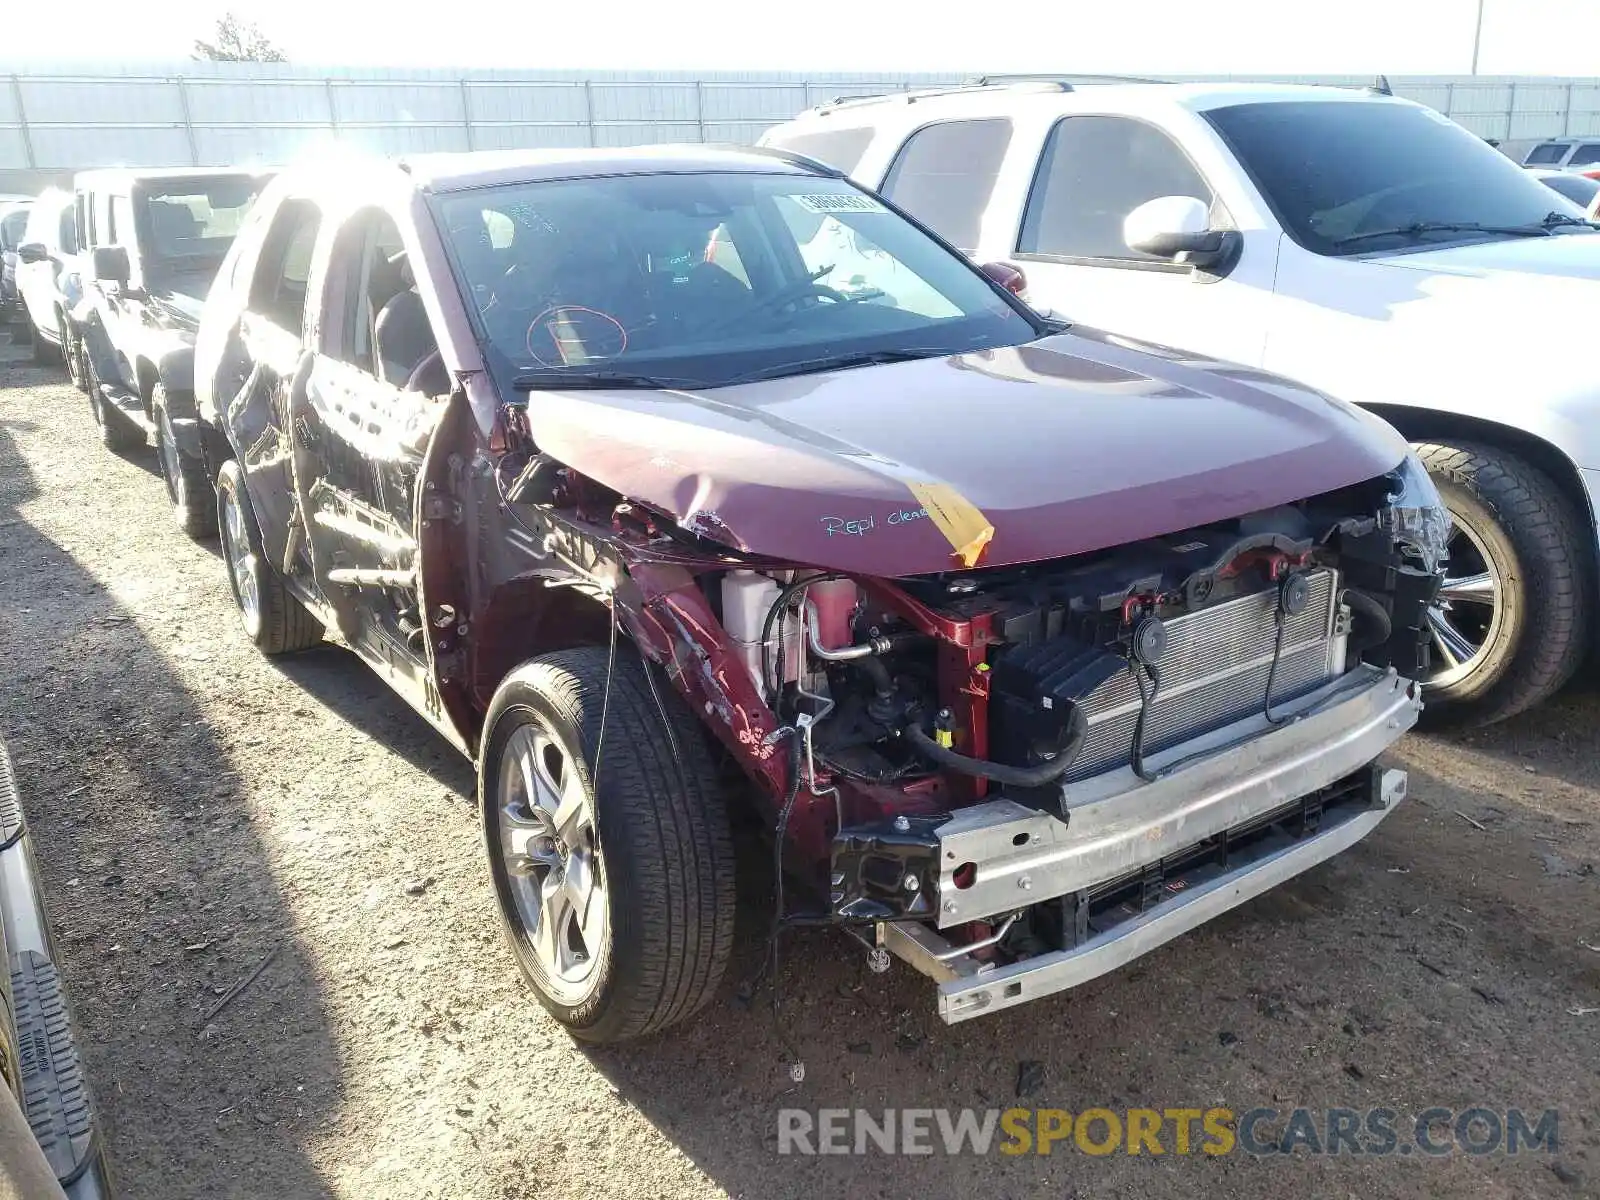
xmin=73 ymin=169 xmax=271 ymax=536
xmin=193 ymin=146 xmax=1443 ymax=1040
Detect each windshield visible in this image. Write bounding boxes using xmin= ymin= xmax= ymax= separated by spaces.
xmin=433 ymin=171 xmax=1037 ymax=389
xmin=138 ymin=175 xmax=267 ymax=264
xmin=1205 ymin=101 xmax=1594 ymax=256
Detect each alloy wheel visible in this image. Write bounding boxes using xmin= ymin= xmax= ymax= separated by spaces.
xmin=1425 ymin=516 xmax=1503 ymax=689
xmin=495 ymin=720 xmax=607 ymax=1004
xmin=219 ymin=483 xmax=262 ymax=635
xmin=157 ymin=405 xmax=185 ymax=509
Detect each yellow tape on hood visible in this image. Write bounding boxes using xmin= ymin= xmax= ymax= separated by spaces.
xmin=906 ymin=482 xmax=995 ymax=569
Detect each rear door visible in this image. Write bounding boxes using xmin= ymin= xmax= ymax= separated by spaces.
xmin=220 ymin=195 xmax=324 ymax=578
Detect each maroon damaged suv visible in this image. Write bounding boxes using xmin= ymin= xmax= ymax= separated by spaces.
xmin=191 ymin=146 xmax=1445 ymax=1039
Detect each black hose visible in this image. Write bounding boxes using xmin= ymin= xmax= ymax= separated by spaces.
xmin=1343 ymin=588 xmax=1393 ymax=655
xmin=904 ymin=707 xmax=1088 ymax=788
xmin=856 ymin=653 xmax=894 ymax=701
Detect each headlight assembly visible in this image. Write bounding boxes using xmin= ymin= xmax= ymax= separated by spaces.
xmin=1380 ymin=452 xmax=1450 ymax=574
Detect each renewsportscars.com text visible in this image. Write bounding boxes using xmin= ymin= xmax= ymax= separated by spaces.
xmin=776 ymin=1106 xmax=1559 ymax=1157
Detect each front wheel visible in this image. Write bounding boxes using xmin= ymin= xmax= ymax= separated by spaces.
xmin=215 ymin=459 xmax=323 ymax=655
xmin=153 ymin=386 xmax=217 ymax=540
xmin=1416 ymin=441 xmax=1590 ymax=727
xmin=481 ymin=646 xmax=737 ymax=1043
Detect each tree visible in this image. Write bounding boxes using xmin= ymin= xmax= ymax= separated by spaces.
xmin=192 ymin=13 xmax=287 ymax=62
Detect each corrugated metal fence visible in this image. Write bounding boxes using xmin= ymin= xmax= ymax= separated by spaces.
xmin=3 ymin=63 xmax=1600 ymax=174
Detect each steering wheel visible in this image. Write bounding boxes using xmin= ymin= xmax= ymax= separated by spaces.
xmin=701 ymin=279 xmax=849 ymax=337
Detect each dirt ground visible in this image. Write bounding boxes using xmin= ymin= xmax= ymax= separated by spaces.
xmin=0 ymin=329 xmax=1596 ymax=1200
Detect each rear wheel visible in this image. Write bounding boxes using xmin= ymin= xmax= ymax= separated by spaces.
xmin=481 ymin=647 xmax=737 ymax=1043
xmin=215 ymin=459 xmax=323 ymax=655
xmin=63 ymin=322 xmax=88 ymax=393
xmin=1416 ymin=441 xmax=1590 ymax=727
xmin=83 ymin=348 xmax=143 ymax=452
xmin=153 ymin=386 xmax=216 ymax=540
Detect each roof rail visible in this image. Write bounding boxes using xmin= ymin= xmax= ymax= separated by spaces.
xmin=735 ymin=143 xmax=844 ymax=177
xmin=814 ymin=75 xmax=1107 ymax=115
xmin=965 ymin=72 xmax=1169 ymax=88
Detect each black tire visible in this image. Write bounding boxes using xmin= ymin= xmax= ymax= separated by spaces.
xmin=1416 ymin=440 xmax=1590 ymax=727
xmin=64 ymin=324 xmax=89 ymax=394
xmin=480 ymin=646 xmax=737 ymax=1043
xmin=83 ymin=348 xmax=143 ymax=452
xmin=153 ymin=386 xmax=217 ymax=540
xmin=215 ymin=459 xmax=323 ymax=655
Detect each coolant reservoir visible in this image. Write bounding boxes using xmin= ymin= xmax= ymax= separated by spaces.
xmin=721 ymin=571 xmax=801 ymax=694
xmin=807 ymin=577 xmax=859 ymax=651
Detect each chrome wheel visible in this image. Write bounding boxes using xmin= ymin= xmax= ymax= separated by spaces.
xmin=219 ymin=483 xmax=261 ymax=635
xmin=496 ymin=721 xmax=606 ymax=1004
xmin=156 ymin=405 xmax=184 ymax=509
xmin=1426 ymin=517 xmax=1502 ymax=689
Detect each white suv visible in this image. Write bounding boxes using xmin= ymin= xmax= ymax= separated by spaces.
xmin=763 ymin=79 xmax=1600 ymax=727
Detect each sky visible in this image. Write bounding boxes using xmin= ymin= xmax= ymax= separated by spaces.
xmin=4 ymin=0 xmax=1598 ymax=76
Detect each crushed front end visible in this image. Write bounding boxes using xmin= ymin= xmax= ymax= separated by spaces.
xmin=706 ymin=464 xmax=1443 ymax=1022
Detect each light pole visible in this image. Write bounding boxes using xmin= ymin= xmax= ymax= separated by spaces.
xmin=1471 ymin=0 xmax=1486 ymax=74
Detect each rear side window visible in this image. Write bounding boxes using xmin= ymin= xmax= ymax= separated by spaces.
xmin=763 ymin=127 xmax=875 ymax=174
xmin=108 ymin=195 xmax=133 ymax=246
xmin=879 ymin=119 xmax=1013 ymax=251
xmin=1569 ymin=143 xmax=1600 ymax=167
xmin=1541 ymin=172 xmax=1600 ymax=207
xmin=248 ymin=199 xmax=321 ymax=334
xmin=57 ymin=206 xmax=77 ymax=254
xmin=1019 ymin=116 xmax=1213 ymax=263
xmin=1525 ymin=142 xmax=1571 ymax=165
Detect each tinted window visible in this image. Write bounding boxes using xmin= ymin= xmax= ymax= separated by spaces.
xmin=1570 ymin=143 xmax=1600 ymax=167
xmin=1018 ymin=116 xmax=1212 ymax=262
xmin=248 ymin=199 xmax=321 ymax=334
xmin=1538 ymin=172 xmax=1600 ymax=207
xmin=108 ymin=195 xmax=133 ymax=246
xmin=763 ymin=127 xmax=875 ymax=174
xmin=57 ymin=206 xmax=77 ymax=254
xmin=1207 ymin=101 xmax=1596 ymax=256
xmin=435 ymin=171 xmax=1035 ymax=391
xmin=1525 ymin=142 xmax=1571 ymax=165
xmin=0 ymin=209 xmax=27 ymax=249
xmin=879 ymin=119 xmax=1012 ymax=250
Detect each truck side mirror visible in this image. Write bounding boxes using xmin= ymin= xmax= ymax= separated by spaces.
xmin=93 ymin=245 xmax=131 ymax=286
xmin=1123 ymin=196 xmax=1242 ymax=271
xmin=17 ymin=242 xmax=47 ymax=265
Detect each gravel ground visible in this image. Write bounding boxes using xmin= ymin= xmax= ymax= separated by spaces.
xmin=0 ymin=329 xmax=1596 ymax=1200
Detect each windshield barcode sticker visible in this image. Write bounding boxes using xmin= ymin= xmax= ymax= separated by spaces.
xmin=793 ymin=193 xmax=886 ymax=214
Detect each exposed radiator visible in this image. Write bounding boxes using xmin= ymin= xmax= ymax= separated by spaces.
xmin=1067 ymin=569 xmax=1344 ymax=781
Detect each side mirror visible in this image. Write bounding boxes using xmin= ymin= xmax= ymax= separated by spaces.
xmin=93 ymin=245 xmax=131 ymax=286
xmin=978 ymin=260 xmax=1029 ymax=299
xmin=17 ymin=242 xmax=47 ymax=265
xmin=1123 ymin=196 xmax=1241 ymax=271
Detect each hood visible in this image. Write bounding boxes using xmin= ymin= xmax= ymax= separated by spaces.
xmin=524 ymin=329 xmax=1409 ymax=577
xmin=1368 ymin=230 xmax=1600 ymax=281
xmin=147 ymin=266 xmax=219 ymax=329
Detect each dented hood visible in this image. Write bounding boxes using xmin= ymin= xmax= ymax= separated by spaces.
xmin=523 ymin=328 xmax=1410 ymax=578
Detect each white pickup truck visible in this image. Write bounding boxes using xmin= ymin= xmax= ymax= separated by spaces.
xmin=763 ymin=79 xmax=1600 ymax=726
